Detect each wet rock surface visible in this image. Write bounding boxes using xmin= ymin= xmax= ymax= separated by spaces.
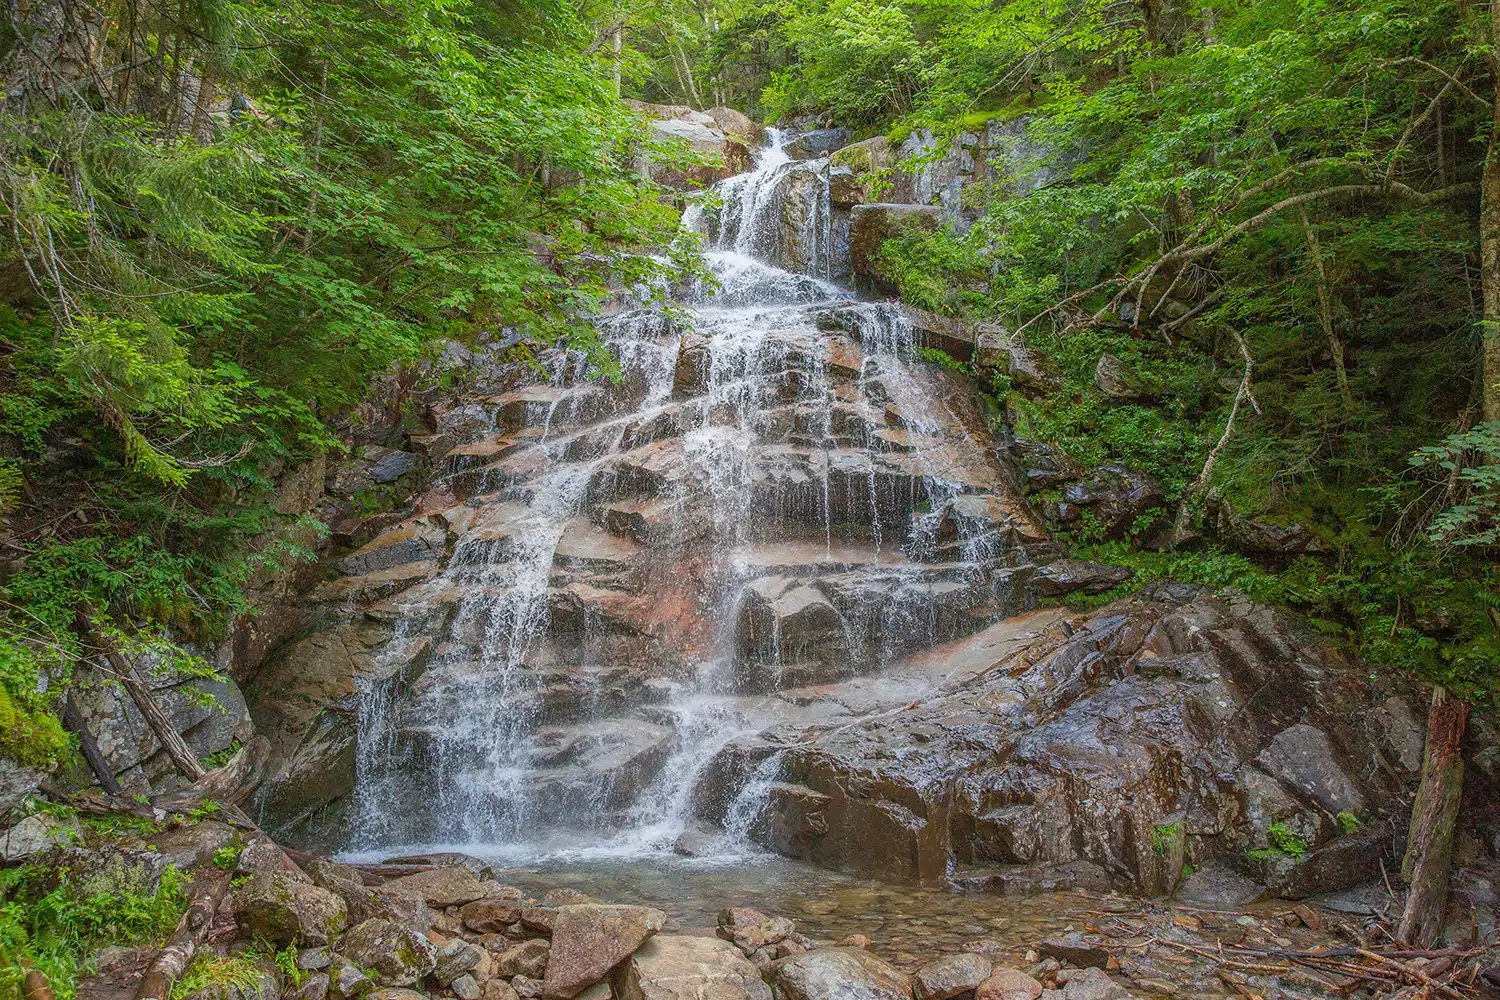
xmin=731 ymin=590 xmax=1427 ymax=894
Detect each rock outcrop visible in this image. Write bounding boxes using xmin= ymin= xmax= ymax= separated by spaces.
xmin=235 ymin=872 xmax=348 ymax=945
xmin=718 ymin=588 xmax=1429 ymax=896
xmin=252 ymin=286 xmax=1054 ymax=851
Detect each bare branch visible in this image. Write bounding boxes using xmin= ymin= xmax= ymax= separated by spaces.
xmin=1378 ymin=57 xmax=1492 ymax=110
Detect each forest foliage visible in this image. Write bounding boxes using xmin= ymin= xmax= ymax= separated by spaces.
xmin=0 ymin=0 xmax=701 ymax=761
xmin=1 ymin=0 xmax=1497 ymax=771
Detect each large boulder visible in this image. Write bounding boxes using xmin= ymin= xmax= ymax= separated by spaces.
xmin=335 ymin=918 xmax=437 ymax=987
xmin=461 ymin=890 xmax=525 ymax=932
xmin=1031 ymin=560 xmax=1134 ymax=597
xmin=829 ymin=137 xmax=895 ymax=206
xmin=768 ymin=948 xmax=911 ymax=1000
xmin=384 ymin=865 xmax=490 ymax=906
xmin=618 ymin=936 xmax=772 ymax=1000
xmin=732 ymin=591 xmax=1423 ymax=897
xmin=831 ymin=135 xmax=893 ymax=173
xmin=542 ymin=904 xmax=667 ymax=999
xmin=305 ymin=859 xmax=431 ymax=931
xmin=234 ymin=872 xmax=348 ymax=946
xmin=784 ymin=128 xmax=852 ymax=159
xmin=650 ymin=118 xmax=727 ymax=156
xmin=707 ymin=107 xmax=762 ymax=144
xmin=640 ymin=117 xmax=747 ymax=189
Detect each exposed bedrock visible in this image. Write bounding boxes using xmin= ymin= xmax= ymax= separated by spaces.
xmin=249 ymin=286 xmax=1062 ymax=848
xmin=705 ymin=588 xmax=1435 ymax=897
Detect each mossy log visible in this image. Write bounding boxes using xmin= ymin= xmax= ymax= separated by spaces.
xmin=133 ymin=874 xmax=230 ymax=1000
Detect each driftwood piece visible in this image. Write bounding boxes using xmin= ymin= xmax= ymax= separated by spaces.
xmin=133 ymin=874 xmax=231 ymax=1000
xmin=186 ymin=736 xmax=266 ymax=803
xmin=75 ymin=605 xmax=206 ymax=782
xmin=281 ymin=846 xmax=434 ymax=880
xmin=1397 ymin=686 xmax=1469 ymax=946
xmin=1357 ymin=948 xmax=1471 ymax=1000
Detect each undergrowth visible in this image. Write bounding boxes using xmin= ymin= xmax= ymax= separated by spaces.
xmin=0 ymin=865 xmax=190 ymax=1000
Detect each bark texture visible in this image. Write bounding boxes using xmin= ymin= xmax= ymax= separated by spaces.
xmin=1396 ymin=686 xmax=1470 ymax=947
xmin=133 ymin=875 xmax=231 ymax=1000
xmin=1485 ymin=5 xmax=1500 ymax=421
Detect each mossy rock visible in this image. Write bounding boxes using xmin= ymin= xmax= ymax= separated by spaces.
xmin=234 ymin=871 xmax=348 ymax=946
xmin=335 ymin=918 xmax=437 ymax=987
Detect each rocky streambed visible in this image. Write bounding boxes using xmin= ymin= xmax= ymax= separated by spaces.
xmin=66 ymin=841 xmax=1462 ymax=1000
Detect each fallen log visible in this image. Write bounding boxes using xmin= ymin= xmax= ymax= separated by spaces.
xmin=280 ymin=846 xmax=435 ymax=880
xmin=1357 ymin=948 xmax=1471 ymax=1000
xmin=133 ymin=874 xmax=230 ymax=1000
xmin=61 ymin=693 xmax=122 ymax=796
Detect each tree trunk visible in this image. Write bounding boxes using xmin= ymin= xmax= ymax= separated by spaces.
xmin=134 ymin=875 xmax=230 ymax=1000
xmin=61 ymin=693 xmax=122 ymax=795
xmin=1298 ymin=204 xmax=1353 ymax=411
xmin=1396 ymin=686 xmax=1469 ymax=946
xmin=75 ymin=607 xmax=206 ymax=782
xmin=190 ymin=62 xmax=216 ymax=141
xmin=1484 ymin=5 xmax=1500 ymax=422
xmin=612 ymin=3 xmax=623 ymax=98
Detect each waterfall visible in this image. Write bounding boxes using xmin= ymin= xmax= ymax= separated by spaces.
xmin=341 ymin=123 xmax=1030 ymax=864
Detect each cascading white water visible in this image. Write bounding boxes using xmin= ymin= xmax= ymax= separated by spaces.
xmin=341 ymin=123 xmax=1025 ymax=865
